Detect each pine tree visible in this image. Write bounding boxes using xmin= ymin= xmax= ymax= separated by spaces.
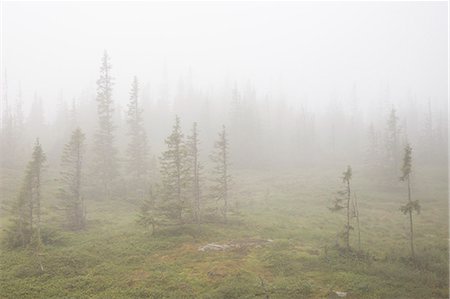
xmin=400 ymin=143 xmax=419 ymax=260
xmin=137 ymin=184 xmax=158 ymax=235
xmin=30 ymin=139 xmax=45 ymax=249
xmin=93 ymin=51 xmax=118 ymax=199
xmin=351 ymin=192 xmax=361 ymax=251
xmin=330 ymin=165 xmax=353 ymax=250
xmin=126 ymin=76 xmax=148 ymax=198
xmin=187 ymin=122 xmax=201 ymax=223
xmin=5 ymin=139 xmax=46 ymax=248
xmin=210 ymin=125 xmax=231 ymax=223
xmin=59 ymin=128 xmax=86 ymax=230
xmin=159 ymin=116 xmax=189 ymax=222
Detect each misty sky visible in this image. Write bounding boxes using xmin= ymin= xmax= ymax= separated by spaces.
xmin=1 ymin=1 xmax=448 ymax=120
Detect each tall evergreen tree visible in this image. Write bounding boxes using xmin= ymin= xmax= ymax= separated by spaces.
xmin=187 ymin=122 xmax=201 ymax=223
xmin=159 ymin=116 xmax=189 ymax=221
xmin=30 ymin=139 xmax=45 ymax=249
xmin=210 ymin=125 xmax=231 ymax=223
xmin=400 ymin=143 xmax=419 ymax=260
xmin=5 ymin=139 xmax=46 ymax=248
xmin=330 ymin=165 xmax=353 ymax=250
xmin=126 ymin=76 xmax=148 ymax=194
xmin=93 ymin=51 xmax=118 ymax=199
xmin=59 ymin=128 xmax=86 ymax=230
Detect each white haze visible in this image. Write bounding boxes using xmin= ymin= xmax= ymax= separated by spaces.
xmin=2 ymin=1 xmax=448 ymax=121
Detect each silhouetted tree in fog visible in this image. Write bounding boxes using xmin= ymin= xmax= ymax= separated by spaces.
xmin=187 ymin=122 xmax=202 ymax=223
xmin=126 ymin=76 xmax=148 ymax=200
xmin=210 ymin=125 xmax=231 ymax=223
xmin=93 ymin=51 xmax=118 ymax=199
xmin=400 ymin=143 xmax=419 ymax=261
xmin=59 ymin=128 xmax=86 ymax=230
xmin=5 ymin=139 xmax=46 ymax=248
xmin=385 ymin=108 xmax=401 ymax=172
xmin=330 ymin=165 xmax=353 ymax=250
xmin=159 ymin=116 xmax=189 ymax=222
xmin=366 ymin=123 xmax=381 ymax=170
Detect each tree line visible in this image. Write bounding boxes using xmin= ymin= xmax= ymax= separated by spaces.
xmin=0 ymin=55 xmax=446 ymax=172
xmin=4 ymin=52 xmax=232 ymax=250
xmin=0 ymin=52 xmax=441 ymax=263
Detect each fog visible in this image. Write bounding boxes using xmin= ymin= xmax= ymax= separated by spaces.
xmin=3 ymin=2 xmax=447 ymax=117
xmin=0 ymin=2 xmax=448 ymax=298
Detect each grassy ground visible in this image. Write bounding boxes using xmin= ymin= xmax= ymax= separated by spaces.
xmin=0 ymin=165 xmax=448 ymax=298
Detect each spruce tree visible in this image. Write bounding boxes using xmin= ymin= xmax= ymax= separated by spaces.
xmin=400 ymin=143 xmax=419 ymax=260
xmin=93 ymin=51 xmax=118 ymax=199
xmin=5 ymin=139 xmax=46 ymax=248
xmin=59 ymin=128 xmax=86 ymax=230
xmin=30 ymin=139 xmax=45 ymax=249
xmin=159 ymin=116 xmax=188 ymax=222
xmin=137 ymin=184 xmax=158 ymax=235
xmin=187 ymin=122 xmax=201 ymax=223
xmin=210 ymin=125 xmax=231 ymax=223
xmin=126 ymin=76 xmax=148 ymax=198
xmin=330 ymin=165 xmax=353 ymax=250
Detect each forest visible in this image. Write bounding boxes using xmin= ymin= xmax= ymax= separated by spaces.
xmin=0 ymin=2 xmax=448 ymax=299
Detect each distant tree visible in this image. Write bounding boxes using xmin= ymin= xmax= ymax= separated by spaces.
xmin=0 ymin=103 xmax=14 ymax=167
xmin=126 ymin=76 xmax=149 ymax=199
xmin=14 ymin=83 xmax=25 ymax=161
xmin=210 ymin=125 xmax=231 ymax=223
xmin=28 ymin=94 xmax=45 ymax=136
xmin=330 ymin=166 xmax=353 ymax=250
xmin=400 ymin=143 xmax=419 ymax=260
xmin=69 ymin=98 xmax=78 ymax=131
xmin=30 ymin=139 xmax=46 ymax=249
xmin=0 ymin=72 xmax=15 ymax=167
xmin=5 ymin=139 xmax=46 ymax=248
xmin=366 ymin=123 xmax=381 ymax=169
xmin=420 ymin=100 xmax=434 ymax=161
xmin=187 ymin=122 xmax=202 ymax=223
xmin=14 ymin=84 xmax=24 ymax=130
xmin=159 ymin=116 xmax=189 ymax=222
xmin=385 ymin=108 xmax=401 ymax=171
xmin=93 ymin=51 xmax=118 ymax=199
xmin=137 ymin=185 xmax=158 ymax=235
xmin=59 ymin=128 xmax=86 ymax=230
xmin=352 ymin=192 xmax=361 ymax=251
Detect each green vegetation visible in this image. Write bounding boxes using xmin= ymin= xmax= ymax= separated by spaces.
xmin=1 ymin=167 xmax=447 ymax=298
